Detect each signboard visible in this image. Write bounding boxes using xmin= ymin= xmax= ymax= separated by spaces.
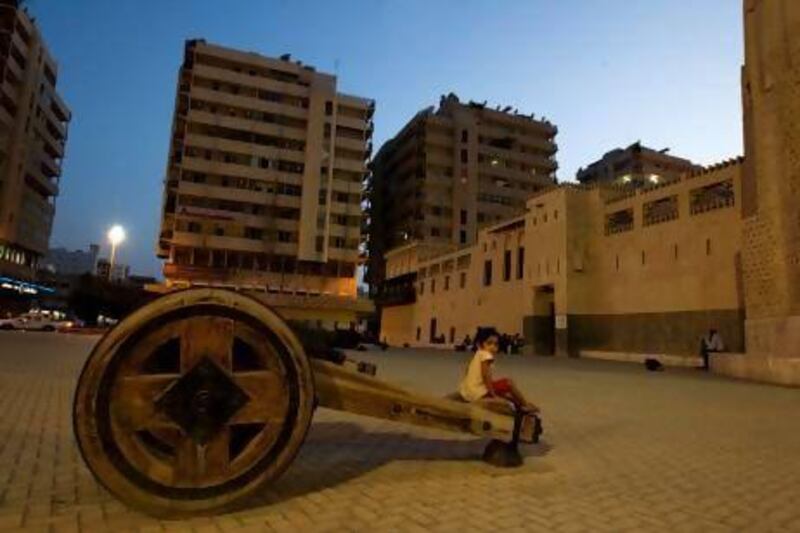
xmin=555 ymin=314 xmax=568 ymax=330
xmin=0 ymin=276 xmax=55 ymax=296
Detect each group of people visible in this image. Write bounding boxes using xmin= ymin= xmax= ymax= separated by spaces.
xmin=458 ymin=330 xmax=524 ymax=354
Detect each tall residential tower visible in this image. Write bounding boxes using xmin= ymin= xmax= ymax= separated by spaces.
xmin=365 ymin=93 xmax=557 ymax=292
xmin=157 ymin=40 xmax=373 ymax=317
xmin=0 ymin=0 xmax=70 ymax=281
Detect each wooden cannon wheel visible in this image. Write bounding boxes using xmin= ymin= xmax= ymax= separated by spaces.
xmin=73 ymin=288 xmax=314 ymax=517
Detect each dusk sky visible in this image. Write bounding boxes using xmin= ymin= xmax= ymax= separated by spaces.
xmin=35 ymin=0 xmax=743 ymax=277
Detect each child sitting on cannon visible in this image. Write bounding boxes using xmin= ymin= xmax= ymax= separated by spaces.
xmin=458 ymin=327 xmax=539 ymax=414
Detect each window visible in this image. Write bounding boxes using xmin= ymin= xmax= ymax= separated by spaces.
xmin=278 ymin=231 xmax=292 ymax=243
xmin=214 ymin=226 xmax=224 ymax=237
xmin=706 ymin=238 xmax=712 ymax=255
xmin=416 ymin=327 xmax=421 ymax=341
xmin=431 ymin=227 xmax=440 ymax=237
xmin=188 ymin=222 xmax=201 ymax=233
xmin=460 ymin=149 xmax=468 ymax=163
xmin=460 ymin=230 xmax=467 ymax=244
xmin=431 ymin=279 xmax=436 ymax=294
xmin=461 ymin=129 xmax=468 ymax=143
xmin=419 ymin=281 xmax=424 ymax=295
xmin=460 ymin=209 xmax=467 ymax=225
xmin=674 ymin=244 xmax=679 ymax=260
xmin=245 ymin=227 xmax=263 ymax=240
xmin=325 ymin=101 xmax=333 ymax=116
xmin=444 ymin=275 xmax=450 ymax=291
xmin=503 ymin=250 xmax=511 ymax=281
xmin=483 ymin=260 xmax=492 ymax=286
xmin=449 ymin=327 xmax=456 ymax=343
xmin=517 ymin=247 xmax=524 ymax=279
xmin=554 ymin=209 xmax=558 ymax=220
xmin=460 ymin=271 xmax=466 ymax=288
xmin=615 ymin=255 xmax=620 ymax=271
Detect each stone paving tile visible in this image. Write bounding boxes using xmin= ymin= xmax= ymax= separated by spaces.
xmin=1 ymin=332 xmax=799 ymax=532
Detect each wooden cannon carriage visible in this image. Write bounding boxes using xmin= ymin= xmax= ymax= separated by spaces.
xmin=73 ymin=288 xmax=542 ymax=517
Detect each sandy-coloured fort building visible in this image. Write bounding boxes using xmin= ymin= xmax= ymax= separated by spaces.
xmin=379 ymin=0 xmax=800 ymax=386
xmin=156 ymin=40 xmax=373 ymax=326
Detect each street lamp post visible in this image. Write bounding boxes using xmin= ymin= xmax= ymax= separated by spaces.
xmin=107 ymin=225 xmax=125 ymax=281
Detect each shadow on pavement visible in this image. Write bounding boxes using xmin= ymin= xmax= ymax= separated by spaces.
xmin=238 ymin=421 xmax=552 ymax=512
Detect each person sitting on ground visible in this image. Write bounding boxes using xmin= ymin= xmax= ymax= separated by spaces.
xmin=699 ymin=328 xmax=725 ymax=370
xmin=458 ymin=327 xmax=539 ymax=413
xmin=462 ymin=334 xmax=472 ymax=349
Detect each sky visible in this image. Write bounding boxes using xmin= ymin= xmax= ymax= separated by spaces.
xmin=33 ymin=0 xmax=744 ymax=277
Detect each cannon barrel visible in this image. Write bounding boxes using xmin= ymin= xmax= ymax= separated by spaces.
xmin=73 ymin=288 xmax=537 ymax=517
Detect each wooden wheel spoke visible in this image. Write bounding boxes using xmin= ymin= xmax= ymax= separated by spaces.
xmin=180 ymin=317 xmax=234 ymax=371
xmin=174 ymin=429 xmax=230 ymax=483
xmin=232 ymin=371 xmax=290 ymax=424
xmin=111 ymin=375 xmax=178 ymax=431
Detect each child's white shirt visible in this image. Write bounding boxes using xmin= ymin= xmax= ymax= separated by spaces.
xmin=459 ymin=349 xmax=494 ymax=401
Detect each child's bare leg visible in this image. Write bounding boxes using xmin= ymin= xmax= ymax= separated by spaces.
xmin=504 ymin=380 xmax=539 ymax=413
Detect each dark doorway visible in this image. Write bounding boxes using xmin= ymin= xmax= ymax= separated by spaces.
xmin=532 ymin=285 xmax=555 ymax=355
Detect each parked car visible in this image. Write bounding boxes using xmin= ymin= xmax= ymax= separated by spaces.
xmin=0 ymin=313 xmax=67 ymax=332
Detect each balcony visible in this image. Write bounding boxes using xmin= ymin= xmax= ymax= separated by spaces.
xmin=42 ymin=105 xmax=67 ymax=139
xmin=177 ymin=178 xmax=303 ymax=208
xmin=181 ymin=155 xmax=304 ymax=184
xmin=171 ymin=231 xmax=269 ymax=253
xmin=333 ymin=157 xmax=367 ymax=173
xmin=25 ymin=167 xmax=58 ymax=197
xmin=193 ymin=63 xmax=309 ymax=99
xmin=1 ymin=79 xmax=18 ymax=102
xmin=0 ymin=103 xmax=13 ymax=127
xmin=188 ymin=109 xmax=307 ymax=142
xmin=40 ymin=151 xmax=61 ymax=178
xmin=335 ymin=113 xmax=368 ymax=131
xmin=36 ymin=120 xmax=65 ymax=158
xmin=184 ymin=132 xmax=305 ymax=163
xmin=50 ymin=90 xmax=70 ymax=122
xmin=189 ymin=86 xmax=308 ymax=120
xmin=334 ymin=134 xmax=367 ymax=152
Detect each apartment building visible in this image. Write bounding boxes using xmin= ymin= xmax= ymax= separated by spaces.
xmin=156 ymin=40 xmax=374 ymax=324
xmin=576 ymin=142 xmax=698 ymax=187
xmin=0 ymin=0 xmax=70 ymax=281
xmin=365 ymin=93 xmax=558 ymax=293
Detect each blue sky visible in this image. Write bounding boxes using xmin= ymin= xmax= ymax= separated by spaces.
xmin=35 ymin=0 xmax=743 ymax=276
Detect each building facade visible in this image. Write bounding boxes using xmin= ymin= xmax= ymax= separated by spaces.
xmin=365 ymin=93 xmax=558 ymax=302
xmin=43 ymin=244 xmax=99 ymax=275
xmin=381 ymin=159 xmax=744 ymax=356
xmin=156 ymin=40 xmax=374 ymax=325
xmin=380 ymin=0 xmax=800 ymax=386
xmin=576 ymin=142 xmax=699 ymax=187
xmin=0 ymin=0 xmax=70 ymax=281
xmin=95 ymin=258 xmax=129 ymax=282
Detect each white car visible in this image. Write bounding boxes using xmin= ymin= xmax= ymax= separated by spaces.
xmin=0 ymin=314 xmax=63 ymax=332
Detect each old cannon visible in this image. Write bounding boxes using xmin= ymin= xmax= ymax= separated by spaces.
xmin=73 ymin=288 xmax=542 ymax=517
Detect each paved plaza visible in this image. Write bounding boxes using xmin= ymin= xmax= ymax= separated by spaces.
xmin=0 ymin=331 xmax=799 ymax=532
